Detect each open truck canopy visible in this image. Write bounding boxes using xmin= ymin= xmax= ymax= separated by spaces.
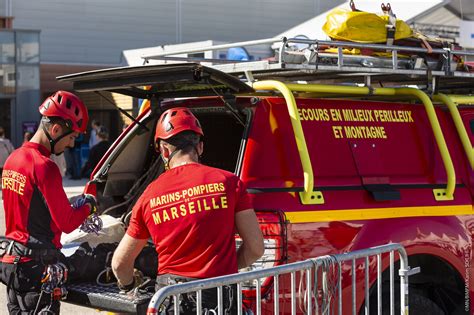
xmin=57 ymin=63 xmax=254 ymax=99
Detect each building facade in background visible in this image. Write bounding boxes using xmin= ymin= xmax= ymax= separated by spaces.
xmin=0 ymin=0 xmax=343 ymax=144
xmin=0 ymin=0 xmax=472 ymax=145
xmin=0 ymin=29 xmax=40 ymax=145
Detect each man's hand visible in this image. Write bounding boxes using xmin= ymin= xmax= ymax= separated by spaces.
xmin=112 ymin=234 xmax=148 ymax=292
xmin=117 ymin=269 xmax=144 ymax=293
xmin=83 ymin=194 xmax=98 ymax=215
xmin=71 ymin=194 xmax=97 ymax=215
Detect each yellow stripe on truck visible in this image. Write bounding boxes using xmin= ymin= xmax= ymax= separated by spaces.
xmin=285 ymin=204 xmax=474 ymax=223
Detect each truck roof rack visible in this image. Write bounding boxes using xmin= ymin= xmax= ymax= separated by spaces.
xmin=142 ymin=37 xmax=474 ymax=92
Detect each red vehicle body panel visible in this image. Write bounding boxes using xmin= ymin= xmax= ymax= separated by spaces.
xmin=91 ymin=95 xmax=473 ymax=314
xmin=239 ymin=97 xmax=473 ymax=313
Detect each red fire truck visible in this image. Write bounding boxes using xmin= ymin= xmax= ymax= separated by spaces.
xmin=59 ymin=37 xmax=473 ymax=314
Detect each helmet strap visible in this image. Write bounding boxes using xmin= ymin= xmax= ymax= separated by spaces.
xmin=162 ymin=148 xmax=180 ymax=171
xmin=41 ymin=121 xmax=73 ymax=155
xmin=161 ymin=154 xmax=170 ymax=171
xmin=162 ymin=141 xmax=198 ymax=170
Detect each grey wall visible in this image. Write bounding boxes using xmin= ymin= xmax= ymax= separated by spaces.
xmin=10 ymin=0 xmax=342 ymax=65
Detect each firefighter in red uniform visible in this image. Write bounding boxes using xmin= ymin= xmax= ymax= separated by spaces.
xmin=112 ymin=107 xmax=264 ymax=314
xmin=0 ymin=91 xmax=97 ymax=314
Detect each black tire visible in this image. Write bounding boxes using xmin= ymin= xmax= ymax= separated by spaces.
xmin=408 ymin=292 xmax=444 ymax=315
xmin=365 ymin=290 xmax=445 ymax=315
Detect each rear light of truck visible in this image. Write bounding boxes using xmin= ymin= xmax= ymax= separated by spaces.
xmin=236 ymin=210 xmax=287 ymax=298
xmin=83 ymin=180 xmax=97 ymax=197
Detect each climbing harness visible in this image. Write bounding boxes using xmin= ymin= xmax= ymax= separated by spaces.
xmin=34 ymin=262 xmax=69 ymax=314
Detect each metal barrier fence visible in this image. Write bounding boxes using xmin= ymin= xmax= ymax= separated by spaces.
xmin=147 ymin=243 xmax=418 ymax=315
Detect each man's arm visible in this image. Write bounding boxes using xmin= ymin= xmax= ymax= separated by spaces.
xmin=235 ymin=209 xmax=264 ymax=269
xmin=39 ymin=161 xmax=90 ymax=233
xmin=112 ymin=234 xmax=148 ymax=287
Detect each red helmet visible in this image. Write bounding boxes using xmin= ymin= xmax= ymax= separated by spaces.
xmin=155 ymin=107 xmax=203 ymax=142
xmin=39 ymin=91 xmax=89 ymax=133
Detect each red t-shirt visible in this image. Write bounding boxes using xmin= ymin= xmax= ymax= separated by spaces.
xmin=1 ymin=142 xmax=90 ymax=262
xmin=127 ymin=163 xmax=252 ymax=278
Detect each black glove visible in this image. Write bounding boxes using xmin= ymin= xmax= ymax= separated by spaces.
xmin=84 ymin=194 xmax=98 ymax=215
xmin=71 ymin=194 xmax=97 ymax=215
xmin=117 ymin=269 xmax=144 ymax=293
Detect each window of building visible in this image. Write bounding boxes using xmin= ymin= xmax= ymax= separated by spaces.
xmin=17 ymin=32 xmax=39 ymax=64
xmin=0 ymin=31 xmax=14 ymax=63
xmin=0 ymin=64 xmax=16 ymax=95
xmin=17 ymin=65 xmax=39 ymax=90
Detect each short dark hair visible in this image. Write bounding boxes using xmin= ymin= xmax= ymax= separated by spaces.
xmin=41 ymin=116 xmax=72 ymax=132
xmin=0 ymin=127 xmax=5 ymax=137
xmin=97 ymin=126 xmax=109 ymax=139
xmin=161 ymin=131 xmax=201 ymax=154
xmin=23 ymin=131 xmax=33 ymax=142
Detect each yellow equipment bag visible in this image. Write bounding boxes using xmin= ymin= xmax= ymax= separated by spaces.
xmin=322 ymin=8 xmax=413 ymax=43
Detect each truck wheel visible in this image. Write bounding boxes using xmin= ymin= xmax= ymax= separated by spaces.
xmin=366 ymin=290 xmax=444 ymax=315
xmin=408 ymin=292 xmax=444 ymax=315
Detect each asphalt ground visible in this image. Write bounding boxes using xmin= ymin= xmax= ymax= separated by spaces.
xmin=0 ymin=177 xmax=109 ymax=314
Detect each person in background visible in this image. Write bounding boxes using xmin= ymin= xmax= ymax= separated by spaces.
xmin=64 ymin=136 xmax=83 ymax=180
xmin=0 ymin=91 xmax=97 ymax=314
xmin=50 ymin=153 xmax=67 ymax=178
xmin=81 ymin=126 xmax=111 ymax=178
xmin=0 ymin=127 xmax=14 ymax=174
xmin=64 ymin=130 xmax=85 ymax=180
xmin=64 ymin=147 xmax=75 ymax=179
xmin=23 ymin=131 xmax=33 ymax=143
xmin=89 ymin=120 xmax=101 ymax=149
xmin=112 ymin=108 xmax=264 ymax=314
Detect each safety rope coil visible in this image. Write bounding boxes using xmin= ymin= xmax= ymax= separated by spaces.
xmin=298 ymin=255 xmax=339 ymax=314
